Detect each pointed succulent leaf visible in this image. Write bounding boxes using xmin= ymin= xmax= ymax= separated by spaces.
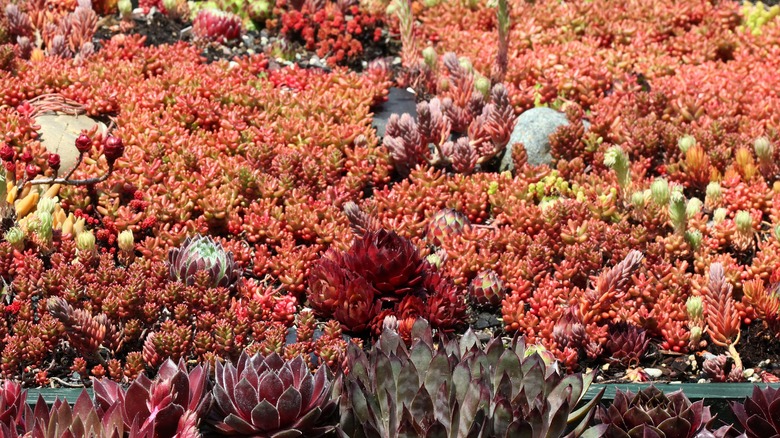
xmin=397 ymin=360 xmax=420 ymax=409
xmin=432 ymin=381 xmax=452 ymax=432
xmin=458 ymin=380 xmax=488 ymax=438
xmin=494 ymin=349 xmax=523 ymax=396
xmin=410 ymin=318 xmax=434 ymax=348
xmin=624 ymin=407 xmax=655 ymax=430
xmin=277 ymin=386 xmax=303 ymax=427
xmin=458 ymin=329 xmax=481 ymax=354
xmin=568 ymin=388 xmax=605 ymax=436
xmin=452 ymin=361 xmax=473 ymax=403
xmin=410 ymin=386 xmax=435 ymax=425
xmin=424 ymin=351 xmax=451 ymax=395
xmin=410 ymin=342 xmax=434 ymax=376
xmin=224 ymin=413 xmax=261 ymax=435
xmin=657 ymin=417 xmax=691 ymax=437
xmin=546 ymin=389 xmax=573 ymax=438
xmin=626 ymin=424 xmax=664 ymax=438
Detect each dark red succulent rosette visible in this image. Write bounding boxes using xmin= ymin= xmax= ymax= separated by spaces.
xmin=342 ymin=229 xmax=426 ymax=300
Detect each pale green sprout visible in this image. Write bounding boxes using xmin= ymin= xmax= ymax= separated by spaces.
xmin=705 ymin=181 xmax=722 ymax=206
xmin=669 ymin=186 xmax=686 ymax=234
xmin=4 ymin=227 xmax=24 ymax=250
xmin=735 ymin=210 xmax=753 ymax=234
xmin=754 ymin=136 xmax=773 ymax=160
xmin=678 ymin=135 xmax=696 ymax=153
xmin=686 ymin=296 xmax=704 ymax=320
xmin=650 ymin=178 xmax=670 ymax=206
xmin=685 ymin=230 xmax=702 ymax=251
xmin=713 ymin=208 xmax=729 ymax=224
xmin=603 ymin=146 xmax=631 ymax=191
xmin=37 ymin=196 xmax=57 ymax=215
xmin=422 ymin=46 xmax=437 ymax=69
xmin=76 ymin=230 xmax=96 ymax=253
xmin=630 ymin=190 xmax=647 ymax=209
xmin=686 ymin=198 xmax=702 ymax=219
xmin=36 ymin=211 xmax=53 ymax=247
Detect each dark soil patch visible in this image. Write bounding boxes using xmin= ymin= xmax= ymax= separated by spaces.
xmin=94 ymin=14 xmax=190 ymax=48
xmin=738 ymin=322 xmax=780 ymax=369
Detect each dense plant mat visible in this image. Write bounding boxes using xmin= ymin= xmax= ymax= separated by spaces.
xmin=0 ymin=0 xmax=780 ymax=400
xmin=1 ymin=322 xmax=779 ymax=437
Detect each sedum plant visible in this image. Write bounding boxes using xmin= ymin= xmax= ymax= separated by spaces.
xmin=336 ymin=319 xmax=605 ymax=437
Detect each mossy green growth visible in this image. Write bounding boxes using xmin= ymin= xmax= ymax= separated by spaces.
xmin=188 ymin=0 xmax=271 ymax=31
xmin=740 ymin=2 xmax=780 ymax=35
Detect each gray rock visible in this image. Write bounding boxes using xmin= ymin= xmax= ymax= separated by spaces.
xmin=372 ymin=87 xmax=417 ymax=139
xmin=499 ymin=107 xmax=590 ymax=170
xmin=36 ymin=113 xmax=107 ymax=175
xmin=472 ymin=311 xmax=501 ymax=330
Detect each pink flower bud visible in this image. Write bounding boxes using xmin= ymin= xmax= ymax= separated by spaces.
xmin=25 ymin=164 xmax=39 ymax=178
xmin=0 ymin=145 xmax=15 ymax=162
xmin=20 ymin=150 xmax=33 ymax=163
xmin=75 ymin=134 xmax=92 ymax=153
xmin=48 ymin=153 xmax=61 ymax=171
xmin=103 ymin=136 xmax=124 ymax=163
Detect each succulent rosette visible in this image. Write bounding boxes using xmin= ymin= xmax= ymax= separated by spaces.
xmin=92 ymin=359 xmax=212 ymax=437
xmin=0 ymin=380 xmax=30 ymax=437
xmin=168 ymin=235 xmax=240 ymax=289
xmin=332 ymin=273 xmax=382 ymax=333
xmin=469 ymin=269 xmax=505 ymax=308
xmin=306 ymin=250 xmax=349 ymax=316
xmin=605 ymin=322 xmax=650 ymax=366
xmin=207 ymin=352 xmax=338 ymax=437
xmin=192 ymin=9 xmax=243 ymax=43
xmin=731 ymin=385 xmax=780 ymax=438
xmin=343 ymin=229 xmax=426 ymax=298
xmin=338 ymin=320 xmax=604 ymax=438
xmin=594 ymin=386 xmax=715 ymax=438
xmin=426 ymin=208 xmax=471 ymax=246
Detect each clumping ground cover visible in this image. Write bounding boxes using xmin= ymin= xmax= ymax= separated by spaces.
xmin=0 ymin=0 xmax=780 ymax=436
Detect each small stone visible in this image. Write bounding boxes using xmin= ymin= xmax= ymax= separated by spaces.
xmin=698 ymin=378 xmax=707 ymax=384
xmin=372 ymin=87 xmax=418 ymax=138
xmin=500 ymin=107 xmax=591 ymax=170
xmin=743 ymin=368 xmax=755 ymax=378
xmin=285 ymin=327 xmax=297 ymax=345
xmin=645 ymin=368 xmax=663 ymax=378
xmin=36 ymin=113 xmax=107 ymax=174
xmin=601 ymin=363 xmax=610 ymax=371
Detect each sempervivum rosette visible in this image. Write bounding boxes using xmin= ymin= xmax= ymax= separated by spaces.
xmin=207 ymin=352 xmax=338 ymax=437
xmin=605 ymin=322 xmax=650 ymax=367
xmin=192 ymin=9 xmax=242 ymax=43
xmin=731 ymin=385 xmax=780 ymax=438
xmin=469 ymin=269 xmax=505 ymax=308
xmin=593 ymin=386 xmax=716 ymax=438
xmin=168 ymin=235 xmax=240 ymax=289
xmin=426 ymin=208 xmax=471 ymax=246
xmin=343 ymin=229 xmax=426 ymax=299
